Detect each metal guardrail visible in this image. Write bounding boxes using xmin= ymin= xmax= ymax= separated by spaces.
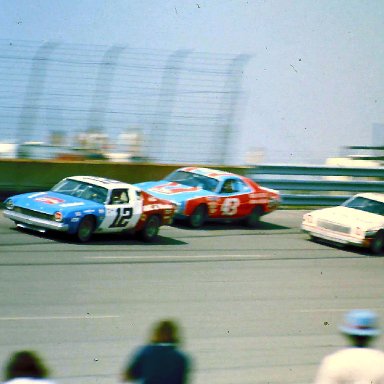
xmin=249 ymin=164 xmax=384 ymax=177
xmin=1 ymin=161 xmax=383 ymax=207
xmin=248 ymin=165 xmax=384 ymax=206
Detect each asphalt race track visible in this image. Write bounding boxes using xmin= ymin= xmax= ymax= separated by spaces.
xmin=0 ymin=209 xmax=383 ymax=384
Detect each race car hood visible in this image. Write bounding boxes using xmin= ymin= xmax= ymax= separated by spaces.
xmin=312 ymin=206 xmax=384 ymax=230
xmin=7 ymin=191 xmax=103 ymax=215
xmin=136 ymin=181 xmax=214 ymax=204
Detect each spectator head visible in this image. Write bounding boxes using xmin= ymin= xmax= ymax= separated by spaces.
xmin=339 ymin=309 xmax=381 ymax=347
xmin=4 ymin=350 xmax=49 ymax=380
xmin=150 ymin=319 xmax=181 ymax=345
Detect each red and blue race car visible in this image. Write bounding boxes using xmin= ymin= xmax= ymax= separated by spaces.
xmin=135 ymin=167 xmax=281 ymax=228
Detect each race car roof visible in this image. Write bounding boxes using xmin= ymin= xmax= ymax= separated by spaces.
xmin=179 ymin=167 xmax=236 ymax=180
xmin=67 ymin=176 xmax=139 ymax=191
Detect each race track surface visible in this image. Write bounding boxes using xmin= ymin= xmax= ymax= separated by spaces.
xmin=0 ymin=209 xmax=383 ymax=384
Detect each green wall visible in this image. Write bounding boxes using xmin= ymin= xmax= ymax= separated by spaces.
xmin=0 ymin=159 xmax=249 ymax=197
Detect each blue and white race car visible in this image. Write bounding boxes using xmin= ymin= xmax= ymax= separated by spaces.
xmin=3 ymin=176 xmax=175 ymax=242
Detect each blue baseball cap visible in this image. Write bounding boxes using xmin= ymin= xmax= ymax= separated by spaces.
xmin=339 ymin=309 xmax=381 ymax=337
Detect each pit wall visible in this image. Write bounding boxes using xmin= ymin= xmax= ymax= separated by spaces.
xmin=0 ymin=159 xmax=249 ymax=198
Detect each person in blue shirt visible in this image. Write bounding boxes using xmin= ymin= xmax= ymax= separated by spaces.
xmin=122 ymin=319 xmax=190 ymax=384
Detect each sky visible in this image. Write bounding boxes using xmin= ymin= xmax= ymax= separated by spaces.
xmin=1 ymin=0 xmax=384 ymax=164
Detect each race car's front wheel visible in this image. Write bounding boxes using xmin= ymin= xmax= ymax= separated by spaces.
xmin=370 ymin=231 xmax=384 ymax=255
xmin=188 ymin=205 xmax=207 ymax=228
xmin=244 ymin=206 xmax=263 ymax=228
xmin=76 ymin=215 xmax=95 ymax=243
xmin=139 ymin=215 xmax=160 ymax=242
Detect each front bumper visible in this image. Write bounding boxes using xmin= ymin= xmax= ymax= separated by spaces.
xmin=301 ymin=222 xmax=369 ymax=248
xmin=4 ymin=210 xmax=69 ymax=232
xmin=268 ymin=198 xmax=280 ymax=211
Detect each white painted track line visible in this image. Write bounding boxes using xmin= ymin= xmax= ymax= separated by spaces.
xmin=0 ymin=315 xmax=119 ymax=321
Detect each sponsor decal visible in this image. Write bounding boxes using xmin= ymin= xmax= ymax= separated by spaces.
xmin=149 ymin=182 xmax=200 ymax=195
xmin=60 ymin=202 xmax=84 ymax=207
xmin=184 ymin=167 xmax=232 ymax=178
xmin=182 ymin=167 xmax=198 ymax=172
xmin=35 ymin=196 xmax=65 ymax=205
xmin=208 ymin=201 xmax=218 ymax=214
xmin=250 ymin=199 xmax=268 ymax=204
xmin=143 ymin=204 xmax=172 ymax=212
xmin=205 ymin=171 xmax=232 ymax=178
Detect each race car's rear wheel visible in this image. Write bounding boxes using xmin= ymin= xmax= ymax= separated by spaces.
xmin=76 ymin=215 xmax=95 ymax=243
xmin=188 ymin=205 xmax=207 ymax=228
xmin=370 ymin=230 xmax=384 ymax=255
xmin=244 ymin=206 xmax=263 ymax=228
xmin=139 ymin=215 xmax=160 ymax=242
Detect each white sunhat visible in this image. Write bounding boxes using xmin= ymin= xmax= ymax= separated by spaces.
xmin=339 ymin=309 xmax=381 ymax=337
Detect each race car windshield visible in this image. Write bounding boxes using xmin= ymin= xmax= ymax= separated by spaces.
xmin=51 ymin=179 xmax=108 ymax=203
xmin=343 ymin=196 xmax=384 ymax=216
xmin=165 ymin=170 xmax=219 ymax=192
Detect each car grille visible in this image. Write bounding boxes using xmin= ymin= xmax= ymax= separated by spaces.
xmin=14 ymin=207 xmax=53 ymax=221
xmin=317 ymin=219 xmax=351 ymax=234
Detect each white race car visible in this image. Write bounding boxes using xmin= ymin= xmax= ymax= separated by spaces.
xmin=302 ymin=193 xmax=384 ymax=255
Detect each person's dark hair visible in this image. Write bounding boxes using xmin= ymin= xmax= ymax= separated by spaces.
xmin=150 ymin=319 xmax=181 ymax=344
xmin=4 ymin=350 xmax=49 ymax=380
xmin=346 ymin=334 xmax=374 ymax=348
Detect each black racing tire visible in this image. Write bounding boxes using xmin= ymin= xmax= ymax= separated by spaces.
xmin=188 ymin=205 xmax=207 ymax=228
xmin=370 ymin=230 xmax=384 ymax=255
xmin=76 ymin=215 xmax=95 ymax=243
xmin=243 ymin=206 xmax=263 ymax=228
xmin=138 ymin=215 xmax=160 ymax=242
